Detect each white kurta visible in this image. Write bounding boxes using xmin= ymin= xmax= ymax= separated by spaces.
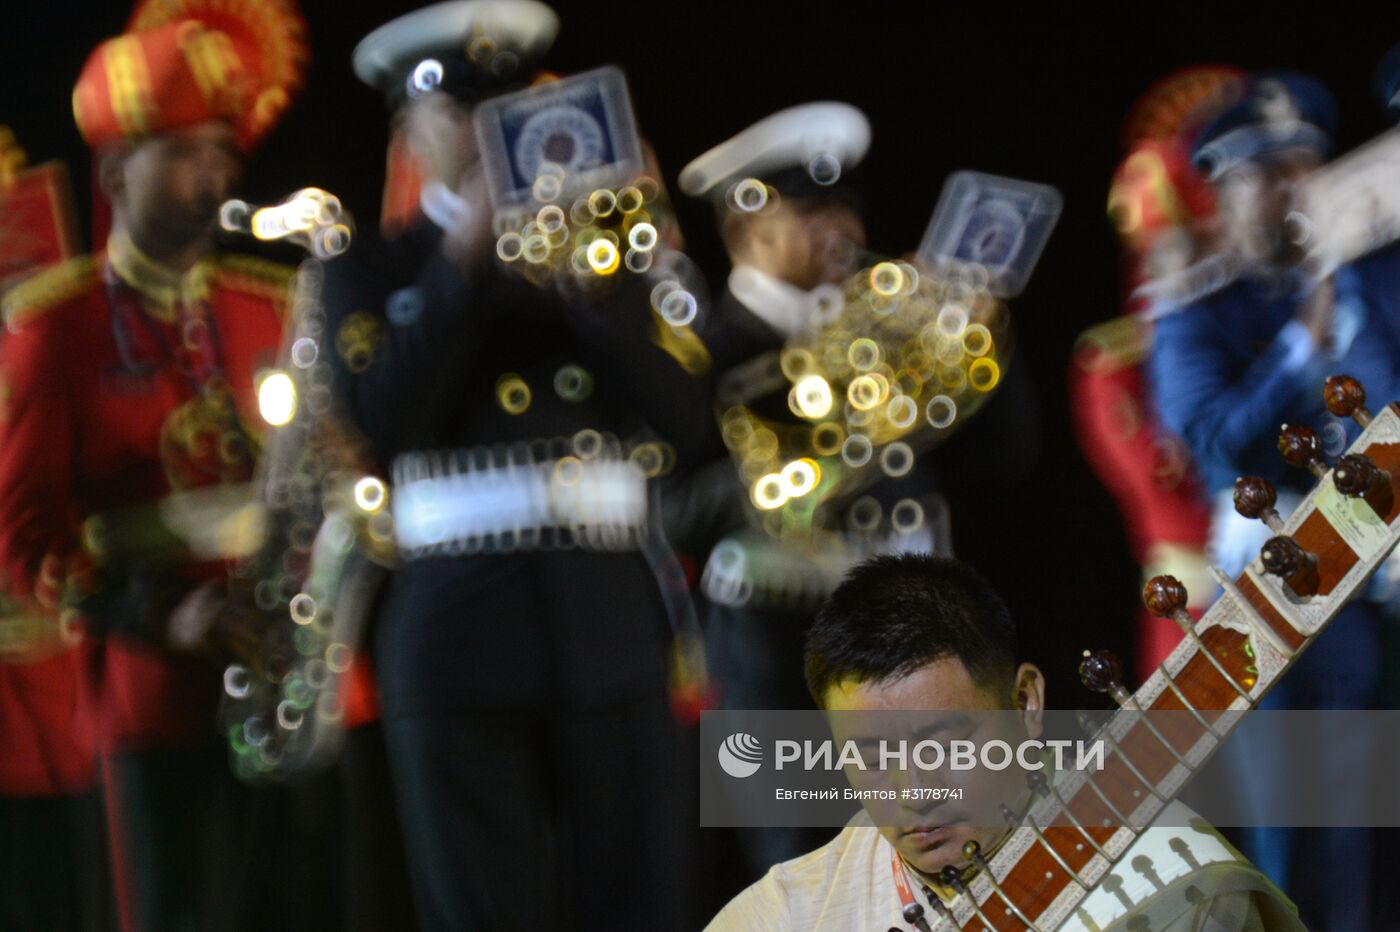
xmin=706 ymin=801 xmax=1306 ymax=932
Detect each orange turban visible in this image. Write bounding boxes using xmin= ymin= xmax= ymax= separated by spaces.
xmin=72 ymin=0 xmax=308 ymax=151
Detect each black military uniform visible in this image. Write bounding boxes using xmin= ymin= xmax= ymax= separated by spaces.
xmin=329 ymin=7 xmax=709 ymax=927
xmin=669 ymin=106 xmax=885 ymax=882
xmin=671 ymin=107 xmax=1042 ymax=891
xmin=327 ymin=215 xmax=705 ymax=932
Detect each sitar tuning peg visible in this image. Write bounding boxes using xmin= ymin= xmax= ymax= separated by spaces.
xmin=1324 ymin=375 xmax=1372 ymax=429
xmin=1278 ymin=424 xmax=1328 ymax=479
xmin=1259 ymin=535 xmax=1319 ymax=598
xmin=1260 ymin=536 xmax=1313 ymax=577
xmin=900 ymin=902 xmax=929 ymax=931
xmin=1143 ymin=574 xmax=1207 ymax=644
xmin=937 ymin=859 xmax=1017 ymax=931
xmin=1232 ymin=477 xmax=1285 ymax=533
xmin=1140 ymin=570 xmax=1182 ymax=611
xmin=1078 ymin=648 xmax=1131 ymax=706
xmin=1332 ymin=453 xmax=1395 ymax=515
xmin=1147 ymin=574 xmax=1257 ymax=700
xmin=1333 ymin=454 xmax=1380 ymax=495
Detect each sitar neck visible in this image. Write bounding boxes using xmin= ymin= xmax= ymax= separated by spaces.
xmin=929 ymin=388 xmax=1400 ymax=930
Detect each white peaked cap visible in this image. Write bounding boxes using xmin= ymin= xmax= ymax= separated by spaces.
xmin=678 ymin=102 xmax=871 ymax=199
xmin=353 ymin=0 xmax=559 ymax=92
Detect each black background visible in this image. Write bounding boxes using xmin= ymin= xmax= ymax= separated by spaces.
xmin=3 ymin=2 xmax=1397 ymax=707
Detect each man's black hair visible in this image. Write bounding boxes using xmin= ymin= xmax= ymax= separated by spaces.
xmin=804 ymin=553 xmax=1018 ymax=706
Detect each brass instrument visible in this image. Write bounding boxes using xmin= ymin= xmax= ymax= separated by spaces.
xmin=719 ymin=257 xmax=1013 ymax=544
xmin=215 ymin=189 xmax=392 ymax=780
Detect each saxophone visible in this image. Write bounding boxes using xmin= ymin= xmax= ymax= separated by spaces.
xmin=215 ymin=189 xmax=393 ymax=780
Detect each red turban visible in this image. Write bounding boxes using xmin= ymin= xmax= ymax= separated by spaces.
xmin=72 ymin=0 xmax=308 ymax=151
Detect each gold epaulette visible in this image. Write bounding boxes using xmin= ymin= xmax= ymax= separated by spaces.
xmin=1073 ymin=315 xmax=1149 ymax=374
xmin=215 ymin=254 xmax=297 ymax=317
xmin=1 ymin=255 xmax=98 ymax=329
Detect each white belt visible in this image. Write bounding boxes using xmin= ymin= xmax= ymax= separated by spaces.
xmin=392 ymin=443 xmax=648 ymax=558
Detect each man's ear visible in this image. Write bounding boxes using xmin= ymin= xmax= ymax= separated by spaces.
xmin=1011 ymin=662 xmax=1045 ymax=739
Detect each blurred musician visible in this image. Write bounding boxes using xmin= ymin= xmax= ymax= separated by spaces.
xmin=325 ymin=2 xmax=708 ymax=927
xmin=706 ymin=554 xmax=1304 ymax=931
xmin=671 ymin=103 xmax=877 ymax=879
xmin=673 ymin=107 xmax=1045 ymax=887
xmin=0 ymin=132 xmax=109 ymax=931
xmin=1147 ymin=71 xmax=1400 ymax=931
xmin=678 ymin=103 xmax=870 ymax=377
xmin=1072 ymin=67 xmax=1241 ymax=682
xmin=0 ymin=2 xmax=321 ymax=929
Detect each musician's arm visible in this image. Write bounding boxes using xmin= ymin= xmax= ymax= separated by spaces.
xmin=0 ymin=315 xmax=221 ymax=645
xmin=1148 ymin=304 xmax=1323 ymax=468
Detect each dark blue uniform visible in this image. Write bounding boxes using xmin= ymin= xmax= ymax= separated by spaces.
xmin=1149 ymin=246 xmax=1400 ymax=495
xmin=1148 ymin=244 xmax=1400 ymax=932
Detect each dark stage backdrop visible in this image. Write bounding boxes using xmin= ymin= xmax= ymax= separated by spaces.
xmin=2 ymin=3 xmax=1396 ymax=706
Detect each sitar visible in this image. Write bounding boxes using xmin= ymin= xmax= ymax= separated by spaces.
xmin=911 ymin=373 xmax=1399 ymax=930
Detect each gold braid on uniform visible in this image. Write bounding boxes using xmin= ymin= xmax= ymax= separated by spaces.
xmin=1073 ymin=315 xmax=1149 ymax=374
xmin=215 ymin=254 xmax=297 ymax=319
xmin=1 ymin=255 xmax=98 ymax=329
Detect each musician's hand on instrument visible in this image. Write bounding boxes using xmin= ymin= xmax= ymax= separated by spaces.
xmin=166 ymin=581 xmax=224 ymax=653
xmin=403 ymin=91 xmax=473 ymax=192
xmin=399 ymin=91 xmax=491 ymax=272
xmin=166 ymin=581 xmax=259 ymax=661
xmin=441 ymin=166 xmax=494 ymax=272
xmin=165 ymin=576 xmax=219 ymax=649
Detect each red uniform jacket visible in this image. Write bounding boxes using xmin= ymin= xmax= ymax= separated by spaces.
xmin=1069 ymin=315 xmax=1213 ymax=679
xmin=0 ymin=242 xmax=290 ymax=770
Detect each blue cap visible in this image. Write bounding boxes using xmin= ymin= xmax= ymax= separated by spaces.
xmin=1375 ymin=44 xmax=1400 ymax=117
xmin=1190 ymin=71 xmax=1337 ymax=179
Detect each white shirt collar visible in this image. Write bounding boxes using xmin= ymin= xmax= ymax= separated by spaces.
xmin=419 ymin=179 xmax=471 ymax=231
xmin=728 ymin=265 xmax=814 ymax=340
